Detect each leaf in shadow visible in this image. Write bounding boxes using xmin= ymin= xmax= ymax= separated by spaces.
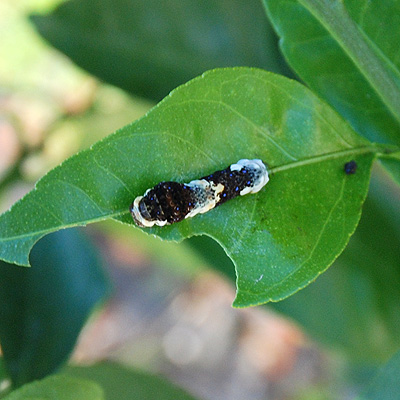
xmin=0 ymin=228 xmax=109 ymax=386
xmin=31 ymin=0 xmax=289 ymax=101
xmin=263 ymin=0 xmax=400 ymax=145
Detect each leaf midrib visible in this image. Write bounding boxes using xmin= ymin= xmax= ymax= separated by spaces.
xmin=271 ymin=144 xmax=377 ymax=173
xmin=0 ymin=144 xmax=380 ymax=244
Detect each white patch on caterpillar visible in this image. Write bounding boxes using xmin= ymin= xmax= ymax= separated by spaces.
xmin=131 ymin=195 xmax=167 ymax=228
xmin=185 ymin=180 xmax=224 ymax=219
xmin=230 ymin=163 xmax=243 ymax=172
xmin=236 ymin=159 xmax=269 ymax=195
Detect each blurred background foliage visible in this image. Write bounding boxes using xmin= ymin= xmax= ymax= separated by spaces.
xmin=30 ymin=0 xmax=291 ymax=101
xmin=1 ymin=0 xmax=400 ymax=399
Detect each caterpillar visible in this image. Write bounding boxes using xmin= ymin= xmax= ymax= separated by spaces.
xmin=130 ymin=159 xmax=269 ymax=228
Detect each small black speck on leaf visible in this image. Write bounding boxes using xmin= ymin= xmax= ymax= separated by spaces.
xmin=344 ymin=160 xmax=357 ymax=175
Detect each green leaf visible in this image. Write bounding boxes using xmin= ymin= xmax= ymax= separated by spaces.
xmin=379 ymin=152 xmax=400 ymax=185
xmin=0 ymin=229 xmax=109 ymax=386
xmin=3 ymin=375 xmax=104 ymax=400
xmin=31 ymin=0 xmax=287 ymax=101
xmin=357 ymin=350 xmax=400 ymax=400
xmin=263 ymin=0 xmax=400 ymax=145
xmin=273 ymin=168 xmax=400 ymax=361
xmin=0 ymin=68 xmax=379 ymax=306
xmin=65 ymin=363 xmax=200 ymax=400
xmin=0 ymin=357 xmax=7 ymax=380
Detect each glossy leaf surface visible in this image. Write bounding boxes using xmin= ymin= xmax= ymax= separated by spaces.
xmin=0 ymin=68 xmax=377 ymax=306
xmin=263 ymin=0 xmax=400 ymax=145
xmin=65 ymin=363 xmax=199 ymax=400
xmin=31 ymin=0 xmax=286 ymax=101
xmin=3 ymin=375 xmax=104 ymax=400
xmin=0 ymin=229 xmax=109 ymax=386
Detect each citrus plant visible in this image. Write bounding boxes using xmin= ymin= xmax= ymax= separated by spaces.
xmin=0 ymin=0 xmax=399 ymax=398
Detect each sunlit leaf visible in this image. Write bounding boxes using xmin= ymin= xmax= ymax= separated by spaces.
xmin=0 ymin=68 xmax=380 ymax=306
xmin=273 ymin=168 xmax=400 ymax=361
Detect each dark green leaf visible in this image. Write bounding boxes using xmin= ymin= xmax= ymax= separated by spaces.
xmin=263 ymin=0 xmax=400 ymax=145
xmin=0 ymin=229 xmax=109 ymax=386
xmin=0 ymin=68 xmax=380 ymax=306
xmin=357 ymin=350 xmax=400 ymax=400
xmin=3 ymin=375 xmax=104 ymax=400
xmin=273 ymin=168 xmax=400 ymax=362
xmin=31 ymin=0 xmax=287 ymax=101
xmin=65 ymin=363 xmax=199 ymax=400
xmin=0 ymin=357 xmax=7 ymax=381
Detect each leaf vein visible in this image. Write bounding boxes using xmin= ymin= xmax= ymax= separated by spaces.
xmin=52 ymin=178 xmax=105 ymax=214
xmin=29 ymin=198 xmax=64 ymax=225
xmin=92 ymin=156 xmax=135 ymax=197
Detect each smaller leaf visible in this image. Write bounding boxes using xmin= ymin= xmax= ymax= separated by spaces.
xmin=263 ymin=0 xmax=400 ymax=145
xmin=3 ymin=375 xmax=104 ymax=400
xmin=0 ymin=229 xmax=109 ymax=386
xmin=297 ymin=0 xmax=400 ymax=127
xmin=65 ymin=363 xmax=200 ymax=400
